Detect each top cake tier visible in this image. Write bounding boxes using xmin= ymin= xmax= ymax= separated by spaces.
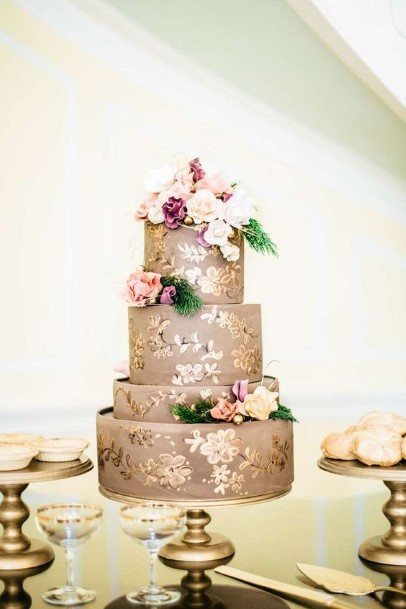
xmin=144 ymin=222 xmax=244 ymax=304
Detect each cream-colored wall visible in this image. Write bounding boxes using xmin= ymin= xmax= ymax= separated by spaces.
xmin=0 ymin=0 xmax=405 ymax=420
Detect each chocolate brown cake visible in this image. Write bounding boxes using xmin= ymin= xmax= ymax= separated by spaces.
xmin=97 ymin=157 xmax=294 ymax=504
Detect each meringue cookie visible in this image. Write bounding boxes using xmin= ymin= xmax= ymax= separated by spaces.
xmin=321 ymin=426 xmax=357 ymax=460
xmin=356 ymin=411 xmax=406 ymax=436
xmin=351 ymin=425 xmax=402 ymax=467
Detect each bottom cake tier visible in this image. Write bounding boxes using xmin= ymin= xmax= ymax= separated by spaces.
xmin=97 ymin=408 xmax=294 ymax=505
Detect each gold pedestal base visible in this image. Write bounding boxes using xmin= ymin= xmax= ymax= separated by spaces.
xmin=0 ymin=538 xmax=54 ymax=571
xmin=159 ymin=509 xmax=235 ymax=566
xmin=361 ymin=559 xmax=406 ymax=609
xmin=359 ymin=535 xmax=406 ymax=567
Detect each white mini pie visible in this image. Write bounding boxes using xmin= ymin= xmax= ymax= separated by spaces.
xmin=30 ymin=437 xmax=89 ymax=462
xmin=0 ymin=433 xmax=44 ymax=445
xmin=0 ymin=445 xmax=39 ymax=471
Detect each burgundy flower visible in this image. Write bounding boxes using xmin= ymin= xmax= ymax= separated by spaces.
xmin=189 ymin=157 xmax=205 ymax=182
xmin=160 ymin=285 xmax=177 ymax=305
xmin=196 ymin=225 xmax=210 ymax=248
xmin=222 ymin=191 xmax=233 ymax=202
xmin=162 ymin=197 xmax=186 ymax=229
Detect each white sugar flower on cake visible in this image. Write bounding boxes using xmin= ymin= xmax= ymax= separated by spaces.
xmin=134 ymin=155 xmax=278 ymax=261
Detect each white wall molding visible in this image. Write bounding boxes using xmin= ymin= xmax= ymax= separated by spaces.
xmin=13 ymin=0 xmax=406 ymax=227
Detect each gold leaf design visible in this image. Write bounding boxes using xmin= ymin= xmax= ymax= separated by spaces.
xmin=114 ymin=386 xmax=188 ymax=418
xmin=146 ymin=314 xmax=173 ymax=359
xmin=239 ymin=435 xmax=289 ymax=477
xmin=231 ymin=344 xmax=261 ymax=374
xmin=129 ymin=318 xmax=144 ymax=376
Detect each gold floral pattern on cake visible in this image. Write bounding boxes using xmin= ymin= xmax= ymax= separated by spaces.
xmin=231 ymin=344 xmax=261 ymax=374
xmin=97 ymin=435 xmax=193 ymax=489
xmin=239 ymin=436 xmax=289 ymax=477
xmin=201 ymin=306 xmax=257 ymax=343
xmin=185 ymin=264 xmax=243 ymax=300
xmin=146 ymin=315 xmax=173 ymax=359
xmin=114 ymin=386 xmax=188 ymax=418
xmin=145 ymin=222 xmax=167 ymax=270
xmin=129 ymin=318 xmax=144 ymax=375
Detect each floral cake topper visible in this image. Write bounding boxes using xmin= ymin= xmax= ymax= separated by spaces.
xmin=134 ymin=156 xmax=278 ymax=261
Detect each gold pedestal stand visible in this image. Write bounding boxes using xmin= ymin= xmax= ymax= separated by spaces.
xmin=361 ymin=559 xmax=406 ymax=609
xmin=0 ymin=455 xmax=93 ymax=571
xmin=0 ymin=562 xmax=53 ymax=609
xmin=318 ymin=457 xmax=406 ymax=566
xmin=100 ymin=483 xmax=291 ymax=608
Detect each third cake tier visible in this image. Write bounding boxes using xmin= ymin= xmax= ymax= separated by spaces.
xmin=129 ymin=303 xmax=262 ymax=386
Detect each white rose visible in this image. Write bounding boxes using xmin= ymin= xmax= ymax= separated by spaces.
xmin=147 ymin=204 xmax=165 ymax=224
xmin=243 ymin=387 xmax=279 ymax=420
xmin=186 ymin=189 xmax=221 ymax=224
xmin=144 ymin=164 xmax=176 ymax=193
xmin=223 ymin=188 xmax=254 ymax=228
xmin=204 ymin=219 xmax=233 ymax=247
xmin=220 ymin=242 xmax=240 ymax=261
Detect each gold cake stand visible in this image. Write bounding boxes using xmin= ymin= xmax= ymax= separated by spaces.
xmin=99 ymin=483 xmax=291 ymax=603
xmin=0 ymin=455 xmax=93 ymax=571
xmin=318 ymin=457 xmax=406 ymax=566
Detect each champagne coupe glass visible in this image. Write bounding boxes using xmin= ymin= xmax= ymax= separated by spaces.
xmin=120 ymin=502 xmax=186 ymax=605
xmin=36 ymin=503 xmax=103 ymax=606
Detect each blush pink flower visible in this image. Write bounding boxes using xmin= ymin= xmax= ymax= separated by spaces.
xmin=120 ymin=271 xmax=162 ymax=306
xmin=189 ymin=157 xmax=205 ymax=182
xmin=160 ymin=285 xmax=176 ymax=305
xmin=210 ymin=399 xmax=239 ymax=422
xmin=114 ymin=360 xmax=130 ymax=377
xmin=196 ymin=174 xmax=231 ymax=197
xmin=197 ymin=225 xmax=210 ymax=248
xmin=232 ymin=379 xmax=249 ymax=402
xmin=134 ymin=195 xmax=157 ymax=221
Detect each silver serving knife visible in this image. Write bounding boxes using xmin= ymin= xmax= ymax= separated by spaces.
xmin=215 ymin=566 xmax=357 ymax=609
xmin=296 ymin=563 xmax=406 ymax=597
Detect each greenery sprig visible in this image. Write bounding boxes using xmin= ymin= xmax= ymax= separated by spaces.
xmin=170 ymin=400 xmax=297 ymax=424
xmin=170 ymin=401 xmax=213 ymax=423
xmin=161 ymin=275 xmax=204 ymax=316
xmin=270 ymin=404 xmax=298 ymax=423
xmin=242 ymin=218 xmax=278 ymax=257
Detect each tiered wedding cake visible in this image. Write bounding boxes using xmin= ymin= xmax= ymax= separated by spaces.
xmin=97 ymin=157 xmax=294 ymax=503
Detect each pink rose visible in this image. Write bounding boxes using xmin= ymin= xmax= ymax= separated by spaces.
xmin=134 ymin=195 xmax=157 ymax=221
xmin=120 ymin=271 xmax=162 ymax=306
xmin=160 ymin=285 xmax=176 ymax=305
xmin=158 ymin=180 xmax=193 ymax=204
xmin=189 ymin=157 xmax=205 ymax=182
xmin=196 ymin=174 xmax=231 ymax=196
xmin=232 ymin=379 xmax=249 ymax=402
xmin=210 ymin=399 xmax=239 ymax=422
xmin=197 ymin=225 xmax=210 ymax=248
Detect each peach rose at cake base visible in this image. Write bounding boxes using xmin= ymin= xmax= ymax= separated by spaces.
xmin=120 ymin=271 xmax=162 ymax=306
xmin=210 ymin=399 xmax=239 ymax=422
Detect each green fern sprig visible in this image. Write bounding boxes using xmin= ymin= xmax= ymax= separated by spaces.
xmin=161 ymin=275 xmax=204 ymax=316
xmin=270 ymin=404 xmax=298 ymax=423
xmin=170 ymin=401 xmax=213 ymax=423
xmin=242 ymin=218 xmax=278 ymax=256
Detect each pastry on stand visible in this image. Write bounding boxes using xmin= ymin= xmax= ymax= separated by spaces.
xmin=0 ymin=455 xmax=93 ymax=570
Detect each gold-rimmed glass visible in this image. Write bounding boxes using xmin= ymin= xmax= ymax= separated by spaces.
xmin=119 ymin=502 xmax=186 ymax=605
xmin=36 ymin=502 xmax=102 ymax=606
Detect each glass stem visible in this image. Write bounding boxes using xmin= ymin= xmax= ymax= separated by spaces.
xmin=65 ymin=548 xmax=75 ymax=591
xmin=149 ymin=550 xmax=159 ymax=592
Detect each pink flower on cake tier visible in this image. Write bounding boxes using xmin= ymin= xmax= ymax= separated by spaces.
xmin=186 ymin=189 xmax=222 ymax=224
xmin=121 ymin=271 xmax=162 ymax=306
xmin=196 ymin=174 xmax=232 ymax=198
xmin=162 ymin=197 xmax=186 ymax=229
xmin=210 ymin=399 xmax=239 ymax=422
xmin=189 ymin=157 xmax=205 ymax=182
xmin=158 ymin=180 xmax=193 ymax=204
xmin=197 ymin=225 xmax=210 ymax=248
xmin=232 ymin=379 xmax=249 ymax=402
xmin=160 ymin=285 xmax=176 ymax=305
xmin=134 ymin=195 xmax=157 ymax=221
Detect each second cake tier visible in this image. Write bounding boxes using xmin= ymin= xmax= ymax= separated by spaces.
xmin=129 ymin=303 xmax=262 ymax=386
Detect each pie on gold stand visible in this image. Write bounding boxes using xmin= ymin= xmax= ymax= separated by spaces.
xmin=0 ymin=455 xmax=93 ymax=571
xmin=318 ymin=457 xmax=406 ymax=566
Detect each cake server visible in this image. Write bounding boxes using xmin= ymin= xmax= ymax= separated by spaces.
xmin=296 ymin=563 xmax=406 ymax=597
xmin=215 ymin=566 xmax=357 ymax=609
